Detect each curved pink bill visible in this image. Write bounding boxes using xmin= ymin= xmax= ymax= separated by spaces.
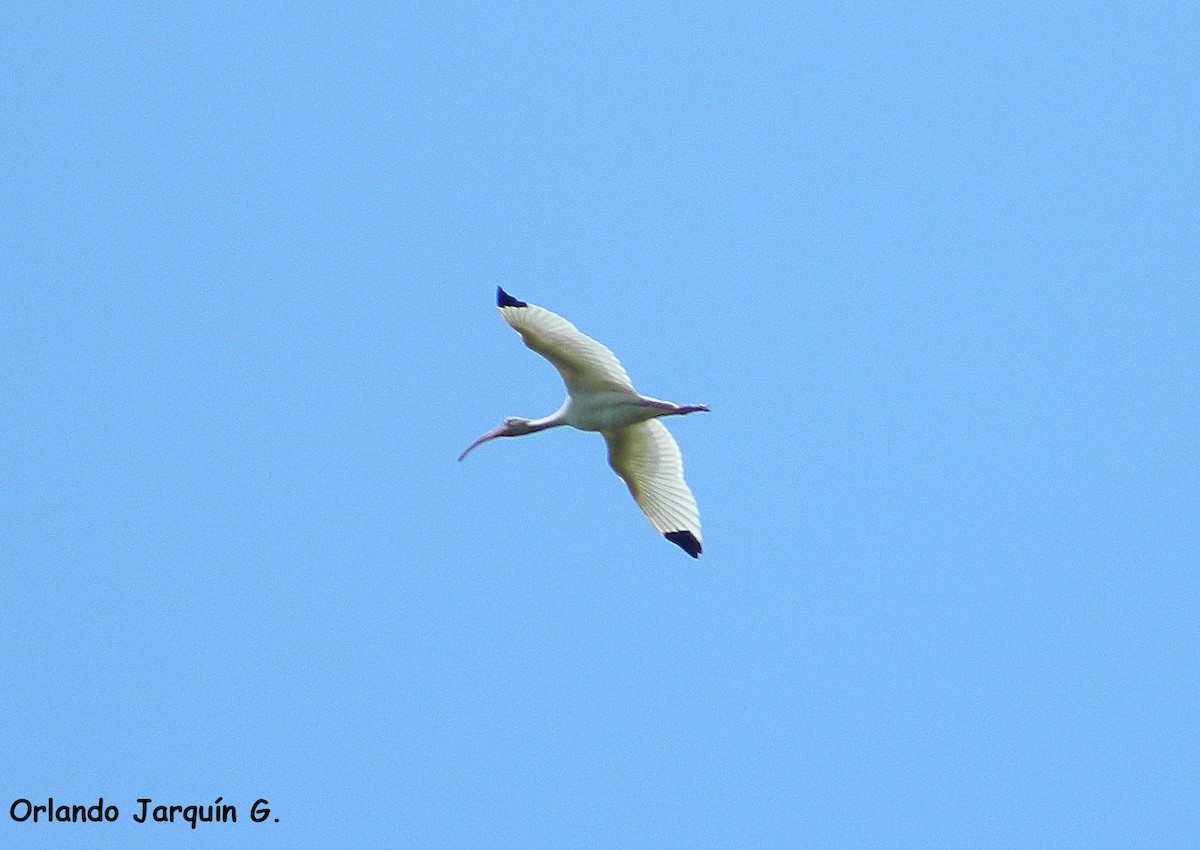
xmin=457 ymin=425 xmax=507 ymax=461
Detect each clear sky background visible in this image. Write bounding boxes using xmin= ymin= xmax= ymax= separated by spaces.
xmin=2 ymin=2 xmax=1196 ymax=847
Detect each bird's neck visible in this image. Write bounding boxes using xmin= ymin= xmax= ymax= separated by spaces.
xmin=524 ymin=413 xmax=566 ymax=432
xmin=524 ymin=402 xmax=570 ymax=432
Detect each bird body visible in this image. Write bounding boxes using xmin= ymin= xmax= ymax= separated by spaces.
xmin=531 ymin=391 xmax=699 ymax=433
xmin=460 ymin=288 xmax=708 ymax=558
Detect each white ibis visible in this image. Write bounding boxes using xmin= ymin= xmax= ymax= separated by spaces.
xmin=459 ymin=288 xmax=708 ymax=558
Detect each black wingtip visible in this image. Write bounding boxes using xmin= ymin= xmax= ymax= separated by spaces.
xmin=497 ymin=287 xmax=527 ymax=308
xmin=665 ymin=531 xmax=702 ymax=558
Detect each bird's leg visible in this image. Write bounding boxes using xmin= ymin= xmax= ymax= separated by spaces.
xmin=634 ymin=398 xmax=710 ymax=417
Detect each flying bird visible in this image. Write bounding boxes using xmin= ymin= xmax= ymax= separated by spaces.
xmin=459 ymin=288 xmax=708 ymax=557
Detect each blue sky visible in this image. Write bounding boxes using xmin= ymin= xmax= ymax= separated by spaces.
xmin=2 ymin=2 xmax=1196 ymax=847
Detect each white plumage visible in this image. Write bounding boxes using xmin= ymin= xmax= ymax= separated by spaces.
xmin=459 ymin=288 xmax=708 ymax=558
xmin=499 ymin=298 xmax=634 ymax=394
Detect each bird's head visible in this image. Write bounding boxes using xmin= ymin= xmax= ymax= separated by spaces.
xmin=457 ymin=417 xmax=534 ymax=461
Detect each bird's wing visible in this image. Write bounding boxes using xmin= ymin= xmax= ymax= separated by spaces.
xmin=497 ymin=288 xmax=635 ymax=395
xmin=604 ymin=419 xmax=702 ymax=557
